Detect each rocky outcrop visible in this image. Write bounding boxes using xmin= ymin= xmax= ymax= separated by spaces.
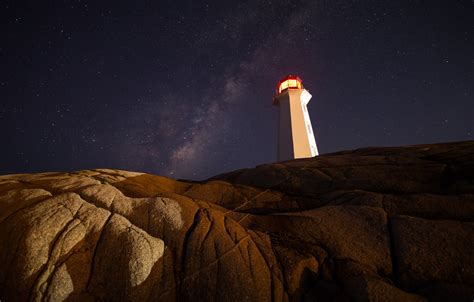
xmin=0 ymin=141 xmax=473 ymax=301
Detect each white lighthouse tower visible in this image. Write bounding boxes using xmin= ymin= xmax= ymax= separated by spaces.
xmin=273 ymin=75 xmax=319 ymax=161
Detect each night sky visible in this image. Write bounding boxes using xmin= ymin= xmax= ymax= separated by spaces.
xmin=1 ymin=1 xmax=473 ymax=180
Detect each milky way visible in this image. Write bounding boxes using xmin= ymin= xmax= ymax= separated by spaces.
xmin=1 ymin=1 xmax=473 ymax=179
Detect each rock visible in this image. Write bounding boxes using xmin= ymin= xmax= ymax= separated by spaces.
xmin=383 ymin=193 xmax=474 ymax=220
xmin=87 ymin=214 xmax=165 ymax=301
xmin=342 ymin=275 xmax=426 ymax=302
xmin=0 ymin=140 xmax=473 ymax=301
xmin=273 ymin=244 xmax=319 ymax=299
xmin=240 ymin=205 xmax=392 ymax=277
xmin=391 ymin=216 xmax=474 ymax=295
xmin=0 ymin=192 xmax=110 ymax=301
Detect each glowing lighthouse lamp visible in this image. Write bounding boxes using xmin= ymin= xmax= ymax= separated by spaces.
xmin=273 ymin=75 xmax=319 ymax=161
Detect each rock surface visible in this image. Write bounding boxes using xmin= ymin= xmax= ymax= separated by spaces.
xmin=0 ymin=141 xmax=473 ymax=301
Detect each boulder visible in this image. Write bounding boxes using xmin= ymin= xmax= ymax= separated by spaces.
xmin=0 ymin=141 xmax=473 ymax=301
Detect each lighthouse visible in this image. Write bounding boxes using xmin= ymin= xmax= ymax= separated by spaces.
xmin=273 ymin=75 xmax=319 ymax=161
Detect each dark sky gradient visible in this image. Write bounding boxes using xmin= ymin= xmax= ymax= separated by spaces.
xmin=1 ymin=1 xmax=473 ymax=179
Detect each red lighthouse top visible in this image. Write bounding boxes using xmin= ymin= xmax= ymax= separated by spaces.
xmin=277 ymin=75 xmax=303 ymax=94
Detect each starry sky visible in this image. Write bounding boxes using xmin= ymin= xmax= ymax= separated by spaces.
xmin=1 ymin=1 xmax=473 ymax=180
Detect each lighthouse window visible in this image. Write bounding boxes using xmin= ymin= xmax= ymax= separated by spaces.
xmin=279 ymin=80 xmax=289 ymax=93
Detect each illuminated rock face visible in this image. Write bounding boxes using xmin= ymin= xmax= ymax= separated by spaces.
xmin=1 ymin=141 xmax=473 ymax=301
xmin=274 ymin=76 xmax=318 ymax=161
